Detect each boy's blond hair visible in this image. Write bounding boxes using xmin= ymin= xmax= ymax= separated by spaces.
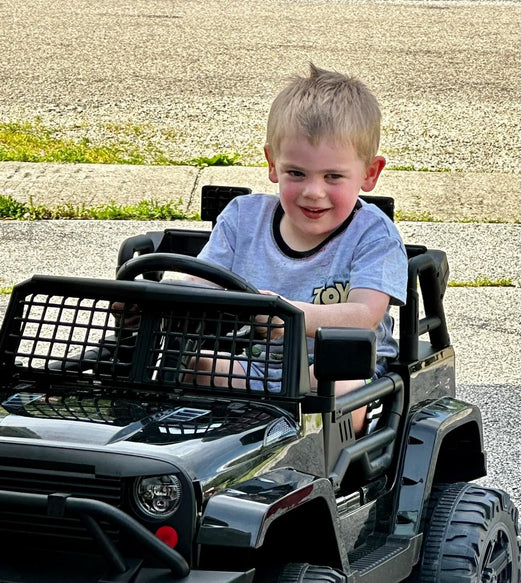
xmin=266 ymin=64 xmax=381 ymax=166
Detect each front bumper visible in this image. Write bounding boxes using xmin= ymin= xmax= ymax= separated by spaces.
xmin=0 ymin=489 xmax=254 ymax=583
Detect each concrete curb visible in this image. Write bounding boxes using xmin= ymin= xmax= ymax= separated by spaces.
xmin=1 ymin=162 xmax=520 ymax=223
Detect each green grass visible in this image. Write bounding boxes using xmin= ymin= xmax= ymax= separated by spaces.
xmin=394 ymin=209 xmax=514 ymax=224
xmin=0 ymin=194 xmax=199 ymax=221
xmin=386 ymin=164 xmax=455 ymax=173
xmin=394 ymin=210 xmax=442 ymax=222
xmin=1 ymin=119 xmax=472 ymax=172
xmin=0 ymin=193 xmax=515 ymax=224
xmin=0 ymin=194 xmax=28 ymax=219
xmin=0 ymin=120 xmax=146 ymax=164
xmin=448 ymin=277 xmax=516 ymax=288
xmin=0 ymin=120 xmax=243 ymax=167
xmin=1 ymin=278 xmax=516 ymax=295
xmin=188 ymin=152 xmax=241 ymax=167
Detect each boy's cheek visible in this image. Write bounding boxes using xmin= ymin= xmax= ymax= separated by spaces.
xmin=278 ymin=189 xmax=297 ymax=209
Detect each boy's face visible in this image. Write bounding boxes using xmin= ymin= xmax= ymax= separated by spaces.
xmin=265 ymin=135 xmax=385 ymax=251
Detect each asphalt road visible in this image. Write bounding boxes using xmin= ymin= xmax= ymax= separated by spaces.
xmin=1 ymin=0 xmax=520 ymax=173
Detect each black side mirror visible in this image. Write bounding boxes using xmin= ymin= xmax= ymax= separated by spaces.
xmin=314 ymin=328 xmax=376 ymax=382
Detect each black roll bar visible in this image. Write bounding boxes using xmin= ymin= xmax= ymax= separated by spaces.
xmin=399 ymin=251 xmax=451 ymax=363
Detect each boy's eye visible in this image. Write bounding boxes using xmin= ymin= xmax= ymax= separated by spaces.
xmin=287 ymin=170 xmax=304 ymax=177
xmin=327 ymin=173 xmax=343 ymax=180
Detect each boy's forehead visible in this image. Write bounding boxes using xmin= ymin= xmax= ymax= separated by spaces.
xmin=276 ymin=134 xmax=361 ymax=163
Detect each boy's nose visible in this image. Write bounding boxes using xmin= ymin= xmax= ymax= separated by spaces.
xmin=302 ymin=179 xmax=326 ymax=199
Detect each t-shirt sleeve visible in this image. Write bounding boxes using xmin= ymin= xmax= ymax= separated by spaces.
xmin=349 ymin=231 xmax=408 ymax=306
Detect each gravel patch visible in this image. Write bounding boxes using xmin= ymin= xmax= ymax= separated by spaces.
xmin=1 ymin=1 xmax=519 ymax=173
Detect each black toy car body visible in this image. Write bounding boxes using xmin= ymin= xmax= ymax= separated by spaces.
xmin=0 ymin=186 xmax=518 ymax=582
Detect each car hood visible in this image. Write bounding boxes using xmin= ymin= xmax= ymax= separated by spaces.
xmin=0 ymin=391 xmax=299 ymax=486
xmin=0 ymin=391 xmax=293 ymax=445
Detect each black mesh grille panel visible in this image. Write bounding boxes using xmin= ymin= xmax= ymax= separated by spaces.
xmin=0 ymin=276 xmax=308 ymax=399
xmin=0 ymin=467 xmax=122 ymax=546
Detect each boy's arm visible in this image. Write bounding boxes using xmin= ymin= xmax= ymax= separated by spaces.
xmin=295 ymin=288 xmax=390 ymax=335
xmin=258 ymin=288 xmax=390 ymax=339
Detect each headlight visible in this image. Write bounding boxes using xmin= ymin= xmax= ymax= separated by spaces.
xmin=133 ymin=475 xmax=182 ymax=519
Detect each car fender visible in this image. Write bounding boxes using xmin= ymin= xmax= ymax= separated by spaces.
xmin=393 ymin=396 xmax=486 ymax=537
xmin=198 ymin=467 xmax=343 ymax=551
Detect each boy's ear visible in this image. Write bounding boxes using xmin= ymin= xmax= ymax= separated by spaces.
xmin=361 ymin=156 xmax=386 ymax=192
xmin=264 ymin=145 xmax=279 ymax=184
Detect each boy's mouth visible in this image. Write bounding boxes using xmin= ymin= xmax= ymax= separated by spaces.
xmin=301 ymin=207 xmax=329 ymax=220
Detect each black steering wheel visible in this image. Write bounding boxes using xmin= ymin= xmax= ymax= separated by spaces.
xmin=116 ymin=253 xmax=258 ymax=294
xmin=115 ymin=254 xmax=259 ymax=374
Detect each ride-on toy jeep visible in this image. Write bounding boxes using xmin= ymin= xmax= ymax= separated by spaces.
xmin=0 ymin=186 xmax=518 ymax=582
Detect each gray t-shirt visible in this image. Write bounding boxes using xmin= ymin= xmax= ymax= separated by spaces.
xmin=198 ymin=193 xmax=407 ymax=362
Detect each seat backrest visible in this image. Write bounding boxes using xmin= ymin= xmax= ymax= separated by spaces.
xmin=201 ymin=185 xmax=395 ymax=225
xmin=117 ymin=185 xmax=397 ymax=269
xmin=201 ymin=185 xmax=253 ymax=226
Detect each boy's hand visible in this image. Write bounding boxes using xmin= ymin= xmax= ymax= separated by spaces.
xmin=255 ymin=290 xmax=285 ymax=339
xmin=111 ymin=302 xmax=141 ymax=328
xmin=254 ymin=313 xmax=284 ymax=340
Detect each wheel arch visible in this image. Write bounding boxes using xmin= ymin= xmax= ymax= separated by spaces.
xmin=259 ymin=495 xmax=345 ymax=570
xmin=432 ymin=417 xmax=486 ymax=483
xmin=393 ymin=397 xmax=487 ymax=538
xmin=197 ymin=470 xmax=348 ymax=572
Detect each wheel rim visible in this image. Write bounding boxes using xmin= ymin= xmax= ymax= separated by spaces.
xmin=481 ymin=524 xmax=515 ymax=583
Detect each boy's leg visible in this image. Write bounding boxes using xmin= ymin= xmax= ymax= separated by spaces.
xmin=334 ymin=379 xmax=367 ymax=434
xmin=184 ymin=354 xmax=247 ymax=389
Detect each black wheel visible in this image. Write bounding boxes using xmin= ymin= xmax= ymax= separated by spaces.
xmin=116 ymin=252 xmax=258 ymax=293
xmin=272 ymin=562 xmax=347 ymax=582
xmin=413 ymin=482 xmax=521 ymax=583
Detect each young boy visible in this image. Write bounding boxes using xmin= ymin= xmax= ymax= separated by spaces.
xmin=194 ymin=64 xmax=407 ymax=433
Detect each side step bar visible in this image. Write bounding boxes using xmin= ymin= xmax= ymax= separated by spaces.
xmin=349 ymin=535 xmax=422 ymax=583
